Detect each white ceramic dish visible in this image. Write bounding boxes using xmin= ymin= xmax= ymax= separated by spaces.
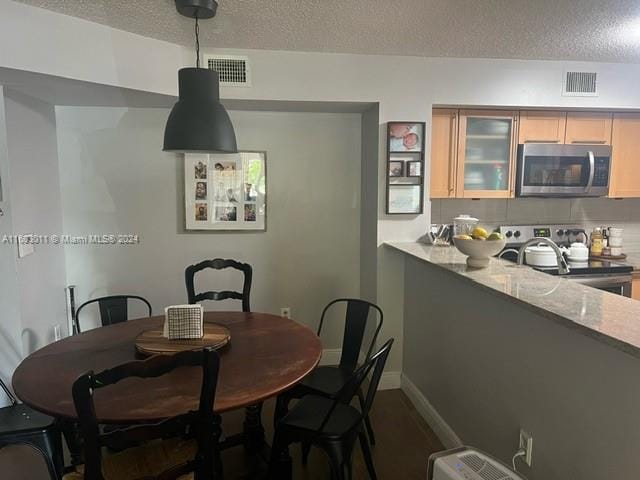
xmin=524 ymin=244 xmax=559 ymax=267
xmin=453 ymin=237 xmax=506 ymax=268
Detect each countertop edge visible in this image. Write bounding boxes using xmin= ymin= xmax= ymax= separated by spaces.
xmin=386 ymin=241 xmax=640 ymax=360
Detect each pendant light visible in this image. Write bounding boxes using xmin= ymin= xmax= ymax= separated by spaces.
xmin=163 ymin=0 xmax=238 ymax=153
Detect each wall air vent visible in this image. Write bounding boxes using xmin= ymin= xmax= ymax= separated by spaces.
xmin=562 ymin=71 xmax=598 ymax=97
xmin=204 ymin=55 xmax=251 ymax=87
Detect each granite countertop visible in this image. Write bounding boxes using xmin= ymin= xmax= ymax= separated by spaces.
xmin=387 ymin=242 xmax=640 ymax=359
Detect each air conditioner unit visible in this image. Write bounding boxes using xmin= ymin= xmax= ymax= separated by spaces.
xmin=428 ymin=447 xmax=527 ymax=480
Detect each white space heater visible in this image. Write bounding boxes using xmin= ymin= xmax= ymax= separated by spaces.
xmin=428 ymin=447 xmax=527 ymax=480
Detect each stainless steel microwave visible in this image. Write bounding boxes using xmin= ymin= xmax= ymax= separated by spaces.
xmin=516 ymin=144 xmax=611 ymax=197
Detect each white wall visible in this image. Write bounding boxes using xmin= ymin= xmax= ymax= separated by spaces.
xmin=4 ymin=90 xmax=67 ymax=352
xmin=55 ymin=107 xmax=361 ymax=346
xmin=0 ymin=86 xmax=22 ymax=405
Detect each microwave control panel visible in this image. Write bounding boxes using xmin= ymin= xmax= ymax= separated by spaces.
xmin=593 ymin=157 xmax=610 ymax=187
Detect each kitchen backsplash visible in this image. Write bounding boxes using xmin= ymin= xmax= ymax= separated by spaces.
xmin=431 ymin=197 xmax=640 ymax=254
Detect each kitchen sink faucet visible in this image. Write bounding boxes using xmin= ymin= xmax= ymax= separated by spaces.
xmin=516 ymin=238 xmax=570 ymax=275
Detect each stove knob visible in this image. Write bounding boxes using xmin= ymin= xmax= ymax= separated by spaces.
xmin=514 ymin=230 xmax=521 ymax=238
xmin=556 ymin=229 xmax=565 ymax=237
xmin=505 ymin=230 xmax=513 ymax=238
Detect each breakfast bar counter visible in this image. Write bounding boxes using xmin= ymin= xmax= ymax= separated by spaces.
xmin=387 ymin=241 xmax=640 ymax=359
xmin=390 ymin=241 xmax=640 ymax=480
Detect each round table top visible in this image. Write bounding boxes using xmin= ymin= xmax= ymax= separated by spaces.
xmin=12 ymin=312 xmax=322 ymax=423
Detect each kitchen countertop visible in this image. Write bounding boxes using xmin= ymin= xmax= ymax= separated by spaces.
xmin=387 ymin=242 xmax=640 ymax=359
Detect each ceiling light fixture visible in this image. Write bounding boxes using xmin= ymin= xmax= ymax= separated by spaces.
xmin=163 ymin=0 xmax=238 ymax=153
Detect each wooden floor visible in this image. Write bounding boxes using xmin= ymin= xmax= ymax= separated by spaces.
xmin=219 ymin=389 xmax=444 ymax=479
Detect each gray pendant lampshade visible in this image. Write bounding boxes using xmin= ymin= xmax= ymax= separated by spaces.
xmin=163 ymin=68 xmax=237 ymax=153
xmin=163 ymin=0 xmax=237 ymax=154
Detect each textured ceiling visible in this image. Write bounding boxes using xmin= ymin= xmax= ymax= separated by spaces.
xmin=12 ymin=0 xmax=640 ymax=62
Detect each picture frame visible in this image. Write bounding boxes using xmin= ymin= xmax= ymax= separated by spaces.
xmin=389 ymin=161 xmax=404 ymax=177
xmin=386 ymin=121 xmax=426 ymax=214
xmin=407 ymin=160 xmax=422 ymax=177
xmin=388 ymin=185 xmax=421 ymax=214
xmin=184 ymin=151 xmax=267 ymax=231
xmin=388 ymin=122 xmax=425 ymax=153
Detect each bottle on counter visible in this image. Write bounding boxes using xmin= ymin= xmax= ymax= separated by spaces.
xmin=601 ymin=226 xmax=609 ymax=248
xmin=591 ymin=227 xmax=603 ymax=256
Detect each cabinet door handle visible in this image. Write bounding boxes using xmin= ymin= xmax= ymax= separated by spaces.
xmin=448 ymin=114 xmax=457 ymax=195
xmin=571 ymin=139 xmax=606 ymax=144
xmin=525 ymin=139 xmax=560 ymax=143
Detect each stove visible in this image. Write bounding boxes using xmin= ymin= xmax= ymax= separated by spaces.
xmin=498 ymin=224 xmax=633 ymax=297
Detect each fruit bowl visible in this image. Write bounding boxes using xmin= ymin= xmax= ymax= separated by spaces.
xmin=453 ymin=236 xmax=506 ymax=268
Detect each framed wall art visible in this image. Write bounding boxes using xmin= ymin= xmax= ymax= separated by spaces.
xmin=184 ymin=151 xmax=266 ymax=231
xmin=386 ymin=122 xmax=425 ymax=214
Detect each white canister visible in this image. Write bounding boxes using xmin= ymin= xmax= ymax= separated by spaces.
xmin=609 ymin=236 xmax=623 ymax=247
xmin=453 ymin=214 xmax=479 ymax=237
xmin=610 ymin=246 xmax=623 ymax=256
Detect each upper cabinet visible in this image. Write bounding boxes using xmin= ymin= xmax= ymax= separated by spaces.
xmin=610 ymin=113 xmax=640 ymax=198
xmin=565 ymin=112 xmax=612 ymax=145
xmin=456 ymin=110 xmax=517 ymax=198
xmin=518 ymin=111 xmax=566 ymax=144
xmin=430 ymin=109 xmax=458 ymax=198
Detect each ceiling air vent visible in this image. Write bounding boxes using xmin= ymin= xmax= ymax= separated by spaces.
xmin=562 ymin=71 xmax=598 ymax=97
xmin=204 ymin=55 xmax=251 ymax=87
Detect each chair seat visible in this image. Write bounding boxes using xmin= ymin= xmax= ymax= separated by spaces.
xmin=0 ymin=404 xmax=56 ymax=436
xmin=281 ymin=395 xmax=361 ymax=438
xmin=62 ymin=437 xmax=197 ymax=480
xmin=297 ymin=366 xmax=353 ymax=397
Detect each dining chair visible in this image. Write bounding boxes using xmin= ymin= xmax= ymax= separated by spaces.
xmin=184 ymin=258 xmax=252 ymax=311
xmin=74 ymin=295 xmax=152 ymax=334
xmin=0 ymin=377 xmax=63 ymax=479
xmin=268 ymin=338 xmax=394 ymax=480
xmin=0 ymin=443 xmax=56 ymax=480
xmin=65 ymin=347 xmax=222 ymax=480
xmin=275 ymin=298 xmax=383 ymax=445
xmin=184 ymin=258 xmax=262 ymax=454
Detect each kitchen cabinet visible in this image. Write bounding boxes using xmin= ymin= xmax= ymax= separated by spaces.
xmin=610 ymin=113 xmax=640 ymax=198
xmin=518 ymin=111 xmax=566 ymax=144
xmin=430 ymin=109 xmax=458 ymax=198
xmin=565 ymin=112 xmax=612 ymax=145
xmin=456 ymin=110 xmax=517 ymax=198
xmin=633 ymin=272 xmax=640 ymax=301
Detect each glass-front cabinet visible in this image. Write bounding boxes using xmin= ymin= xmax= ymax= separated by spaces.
xmin=456 ymin=110 xmax=518 ymax=198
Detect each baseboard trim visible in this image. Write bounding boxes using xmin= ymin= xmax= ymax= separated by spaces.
xmin=378 ymin=371 xmax=401 ymax=390
xmin=320 ymin=349 xmax=400 ymax=390
xmin=401 ymin=373 xmax=463 ymax=449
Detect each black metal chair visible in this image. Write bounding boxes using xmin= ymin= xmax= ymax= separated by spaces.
xmin=185 ymin=258 xmax=252 ymax=311
xmin=0 ymin=378 xmax=63 ymax=479
xmin=268 ymin=338 xmax=394 ymax=480
xmin=74 ymin=295 xmax=152 ymax=334
xmin=68 ymin=347 xmax=222 ymax=480
xmin=275 ymin=298 xmax=383 ymax=445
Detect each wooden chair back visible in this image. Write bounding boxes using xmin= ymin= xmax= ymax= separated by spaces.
xmin=185 ymin=259 xmax=252 ymax=312
xmin=71 ymin=348 xmax=220 ymax=480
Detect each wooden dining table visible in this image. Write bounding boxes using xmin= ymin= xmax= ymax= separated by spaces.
xmin=12 ymin=311 xmax=322 ymax=460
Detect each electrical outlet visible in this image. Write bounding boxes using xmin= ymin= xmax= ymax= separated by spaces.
xmin=280 ymin=307 xmax=291 ymax=318
xmin=53 ymin=324 xmax=62 ymax=341
xmin=519 ymin=429 xmax=533 ymax=467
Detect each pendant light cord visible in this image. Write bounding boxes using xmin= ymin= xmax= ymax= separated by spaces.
xmin=195 ymin=15 xmax=200 ymax=68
